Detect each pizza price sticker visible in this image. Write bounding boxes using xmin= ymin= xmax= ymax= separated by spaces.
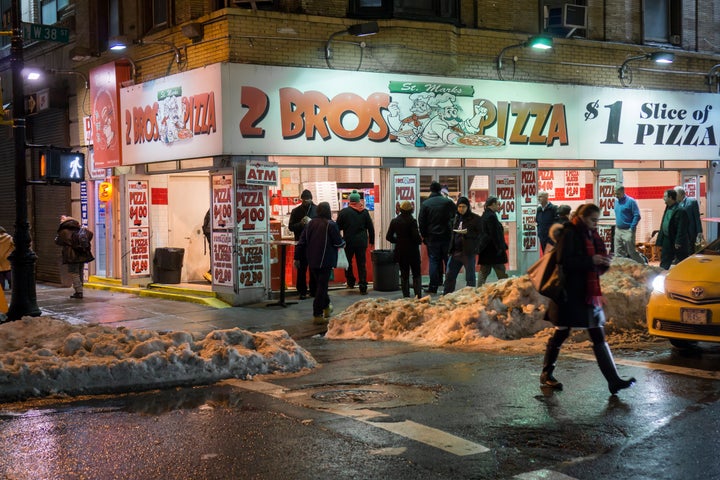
xmin=236 ymin=185 xmax=267 ymax=232
xmin=212 ymin=175 xmax=234 ymax=230
xmin=128 ymin=181 xmax=149 ymax=228
xmin=129 ymin=228 xmax=150 ymax=277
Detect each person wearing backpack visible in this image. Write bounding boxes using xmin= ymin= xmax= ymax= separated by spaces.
xmin=55 ymin=215 xmax=94 ymax=299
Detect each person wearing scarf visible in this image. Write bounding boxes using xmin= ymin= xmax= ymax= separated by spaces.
xmin=540 ymin=203 xmax=636 ymax=396
xmin=336 ymin=190 xmax=375 ymax=295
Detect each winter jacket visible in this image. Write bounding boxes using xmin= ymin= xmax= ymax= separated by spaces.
xmin=385 ymin=212 xmax=422 ymax=264
xmin=55 ymin=217 xmax=95 ymax=264
xmin=555 ymin=220 xmax=609 ymax=328
xmin=656 ymin=204 xmax=689 ymax=250
xmin=536 ymin=202 xmax=558 ymax=246
xmin=295 ymin=217 xmax=345 ymax=269
xmin=448 ymin=209 xmax=482 ymax=257
xmin=0 ymin=231 xmax=14 ymax=271
xmin=477 ymin=208 xmax=508 ymax=265
xmin=418 ymin=192 xmax=455 ymax=242
xmin=336 ymin=204 xmax=375 ymax=248
xmin=288 ymin=202 xmax=317 ymax=241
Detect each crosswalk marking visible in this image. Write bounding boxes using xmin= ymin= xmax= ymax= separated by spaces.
xmin=228 ymin=379 xmax=489 ymax=456
xmin=513 ymin=469 xmax=579 ymax=480
xmin=566 ymin=352 xmax=720 ymax=380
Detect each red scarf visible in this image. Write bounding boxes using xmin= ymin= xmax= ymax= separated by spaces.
xmin=571 ymin=217 xmax=606 ymax=306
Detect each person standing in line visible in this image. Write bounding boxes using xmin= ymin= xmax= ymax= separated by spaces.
xmin=675 ymin=186 xmax=703 ymax=251
xmin=386 ymin=201 xmax=423 ymax=298
xmin=294 ymin=202 xmax=345 ymax=324
xmin=288 ymin=189 xmax=317 ymax=300
xmin=443 ymin=197 xmax=482 ymax=294
xmin=613 ymin=185 xmax=645 ymax=263
xmin=540 ymin=203 xmax=636 ymax=395
xmin=336 ymin=190 xmax=375 ymax=295
xmin=202 ymin=209 xmax=212 ymax=282
xmin=418 ymin=181 xmax=456 ymax=293
xmin=55 ymin=215 xmax=94 ymax=299
xmin=536 ymin=191 xmax=558 ymax=254
xmin=476 ymin=197 xmax=509 ymax=286
xmin=545 ymin=204 xmax=571 ymax=252
xmin=0 ymin=226 xmax=14 ymax=291
xmin=656 ymin=189 xmax=690 ymax=270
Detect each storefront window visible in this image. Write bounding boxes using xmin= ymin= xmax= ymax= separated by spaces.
xmin=406 ymin=157 xmax=462 ymax=167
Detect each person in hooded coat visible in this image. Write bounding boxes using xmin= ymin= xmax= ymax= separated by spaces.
xmin=476 ymin=196 xmax=509 ymax=286
xmin=294 ymin=202 xmax=345 ymax=324
xmin=442 ymin=197 xmax=481 ymax=294
xmin=336 ymin=190 xmax=375 ymax=294
xmin=386 ymin=201 xmax=422 ymax=298
xmin=55 ymin=215 xmax=94 ymax=299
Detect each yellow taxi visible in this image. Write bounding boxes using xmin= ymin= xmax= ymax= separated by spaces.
xmin=647 ymin=238 xmax=720 ymax=349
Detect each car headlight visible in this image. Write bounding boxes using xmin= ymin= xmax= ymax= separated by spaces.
xmin=651 ymin=274 xmax=666 ymax=294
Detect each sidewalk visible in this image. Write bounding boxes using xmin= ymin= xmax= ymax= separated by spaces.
xmin=20 ymin=282 xmax=406 ymax=340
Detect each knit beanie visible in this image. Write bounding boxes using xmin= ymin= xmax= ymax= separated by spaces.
xmin=348 ymin=190 xmax=361 ymax=202
xmin=300 ymin=189 xmax=313 ymax=200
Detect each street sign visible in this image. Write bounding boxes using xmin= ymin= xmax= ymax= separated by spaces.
xmin=22 ymin=22 xmax=70 ymax=44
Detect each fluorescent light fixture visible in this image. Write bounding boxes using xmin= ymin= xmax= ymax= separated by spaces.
xmin=109 ymin=36 xmax=128 ymax=51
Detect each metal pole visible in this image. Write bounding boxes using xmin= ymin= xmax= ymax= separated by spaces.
xmin=6 ymin=0 xmax=41 ymax=321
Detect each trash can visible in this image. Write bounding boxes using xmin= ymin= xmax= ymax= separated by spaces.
xmin=371 ymin=249 xmax=399 ymax=292
xmin=153 ymin=247 xmax=185 ymax=284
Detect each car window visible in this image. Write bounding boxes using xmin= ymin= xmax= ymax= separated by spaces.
xmin=700 ymin=239 xmax=720 ymax=255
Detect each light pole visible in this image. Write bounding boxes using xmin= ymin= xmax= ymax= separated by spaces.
xmin=5 ymin=0 xmax=40 ymax=321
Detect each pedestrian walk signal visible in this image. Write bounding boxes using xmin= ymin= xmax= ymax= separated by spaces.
xmin=39 ymin=149 xmax=85 ymax=183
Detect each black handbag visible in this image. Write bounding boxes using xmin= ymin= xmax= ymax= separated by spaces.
xmin=527 ymin=250 xmax=566 ymax=304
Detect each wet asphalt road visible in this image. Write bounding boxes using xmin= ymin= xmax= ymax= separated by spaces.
xmin=2 ymin=337 xmax=720 ymax=480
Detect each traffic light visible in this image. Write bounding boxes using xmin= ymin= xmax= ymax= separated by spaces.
xmin=39 ymin=149 xmax=85 ymax=183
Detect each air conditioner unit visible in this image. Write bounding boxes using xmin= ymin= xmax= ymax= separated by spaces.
xmin=547 ymin=4 xmax=587 ymax=30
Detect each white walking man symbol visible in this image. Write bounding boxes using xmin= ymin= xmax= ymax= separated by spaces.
xmin=69 ymin=155 xmax=82 ymax=179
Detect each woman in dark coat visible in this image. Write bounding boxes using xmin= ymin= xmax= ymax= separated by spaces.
xmin=540 ymin=204 xmax=636 ymax=395
xmin=294 ymin=202 xmax=345 ymax=324
xmin=386 ymin=201 xmax=422 ymax=298
xmin=443 ymin=197 xmax=481 ymax=294
xmin=476 ymin=197 xmax=509 ymax=286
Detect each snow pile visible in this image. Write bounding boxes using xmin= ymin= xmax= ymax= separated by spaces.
xmin=327 ymin=258 xmax=663 ymax=349
xmin=0 ymin=317 xmax=316 ymax=402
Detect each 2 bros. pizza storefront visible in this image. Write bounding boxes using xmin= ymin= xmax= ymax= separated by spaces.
xmin=92 ymin=62 xmax=719 ymax=306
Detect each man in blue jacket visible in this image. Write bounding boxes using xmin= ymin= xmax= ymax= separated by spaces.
xmin=613 ymin=185 xmax=646 ymax=263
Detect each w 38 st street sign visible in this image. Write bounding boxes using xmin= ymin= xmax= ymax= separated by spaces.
xmin=22 ymin=22 xmax=69 ymax=44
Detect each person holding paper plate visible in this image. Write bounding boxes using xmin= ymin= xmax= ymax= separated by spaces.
xmin=442 ymin=197 xmax=481 ymax=294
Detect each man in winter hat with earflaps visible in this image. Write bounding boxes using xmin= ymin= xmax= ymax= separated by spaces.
xmin=336 ymin=190 xmax=375 ymax=294
xmin=386 ymin=201 xmax=422 ymax=298
xmin=289 ymin=189 xmax=317 ymax=300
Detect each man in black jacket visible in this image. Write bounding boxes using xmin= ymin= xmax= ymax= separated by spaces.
xmin=337 ymin=190 xmax=375 ymax=294
xmin=418 ymin=181 xmax=455 ymax=293
xmin=386 ymin=201 xmax=422 ymax=298
xmin=536 ymin=191 xmax=558 ymax=253
xmin=288 ymin=190 xmax=317 ymax=299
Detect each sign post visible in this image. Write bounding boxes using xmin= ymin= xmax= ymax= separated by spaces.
xmin=5 ymin=0 xmax=41 ymax=321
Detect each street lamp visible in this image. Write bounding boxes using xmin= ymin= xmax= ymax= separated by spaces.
xmin=496 ymin=35 xmax=554 ymax=81
xmin=324 ymin=21 xmax=379 ymax=70
xmin=5 ymin=0 xmax=41 ymax=321
xmin=618 ymin=51 xmax=675 ymax=87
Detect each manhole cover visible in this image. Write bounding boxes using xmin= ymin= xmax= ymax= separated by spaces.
xmin=285 ymin=383 xmax=437 ymax=410
xmin=311 ymin=388 xmax=399 ymax=404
